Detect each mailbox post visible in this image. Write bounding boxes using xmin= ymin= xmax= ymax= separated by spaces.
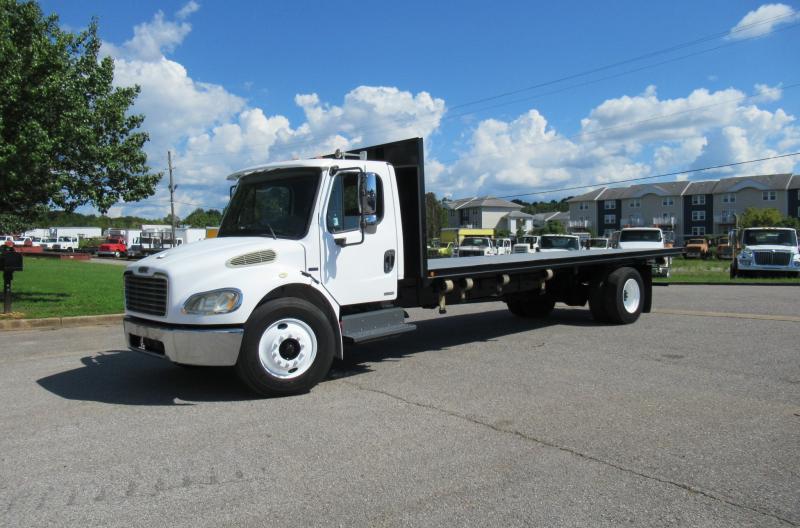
xmin=1 ymin=243 xmax=23 ymax=313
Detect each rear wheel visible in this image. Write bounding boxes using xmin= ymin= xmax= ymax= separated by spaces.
xmin=236 ymin=298 xmax=334 ymax=397
xmin=604 ymin=267 xmax=644 ymax=324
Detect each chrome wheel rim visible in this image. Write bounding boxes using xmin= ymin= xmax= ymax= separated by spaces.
xmin=622 ymin=278 xmax=640 ymax=314
xmin=257 ymin=318 xmax=317 ymax=379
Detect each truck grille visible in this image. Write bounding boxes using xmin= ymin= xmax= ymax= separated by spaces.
xmin=125 ymin=273 xmax=168 ymax=316
xmin=753 ymin=251 xmax=791 ymax=266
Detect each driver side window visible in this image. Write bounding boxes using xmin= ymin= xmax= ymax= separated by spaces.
xmin=327 ymin=172 xmax=360 ymax=233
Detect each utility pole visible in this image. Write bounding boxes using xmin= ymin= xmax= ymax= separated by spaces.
xmin=168 ymin=151 xmax=177 ymax=247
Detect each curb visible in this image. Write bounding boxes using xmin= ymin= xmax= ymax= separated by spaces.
xmin=654 ymin=281 xmax=800 ymax=286
xmin=0 ymin=313 xmax=124 ymax=332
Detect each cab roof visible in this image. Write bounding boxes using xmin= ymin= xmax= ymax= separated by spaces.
xmin=225 ymin=159 xmax=388 ymax=181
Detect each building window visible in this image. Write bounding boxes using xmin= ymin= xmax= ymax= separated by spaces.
xmin=578 ymin=201 xmax=589 ymax=210
xmin=722 ymin=193 xmax=736 ymax=203
xmin=604 ymin=201 xmax=616 ymax=210
xmin=691 ymin=226 xmax=706 ymax=236
xmin=691 ymin=195 xmax=706 ymax=205
xmin=662 ymin=197 xmax=674 ymax=206
xmin=762 ymin=191 xmax=776 ymax=201
xmin=629 ymin=198 xmax=640 ymax=208
xmin=604 ymin=214 xmax=616 ymax=225
xmin=691 ymin=210 xmax=706 ymax=221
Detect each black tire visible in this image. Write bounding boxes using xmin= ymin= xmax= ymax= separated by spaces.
xmin=506 ymin=298 xmax=527 ymax=317
xmin=236 ymin=298 xmax=335 ymax=397
xmin=524 ymin=295 xmax=555 ymax=318
xmin=114 ymin=250 xmax=121 ymax=258
xmin=603 ymin=267 xmax=644 ymax=324
xmin=588 ymin=281 xmax=610 ymax=322
xmin=505 ymin=293 xmax=555 ymax=318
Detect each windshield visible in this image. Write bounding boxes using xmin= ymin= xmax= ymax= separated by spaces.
xmin=219 ymin=169 xmax=320 ymax=239
xmin=620 ymin=230 xmax=662 ymax=242
xmin=540 ymin=236 xmax=579 ymax=250
xmin=743 ymin=229 xmax=797 ymax=247
xmin=687 ymin=239 xmax=705 ymax=245
xmin=718 ymin=238 xmax=729 ymax=245
xmin=461 ymin=238 xmax=490 ymax=247
xmin=588 ymin=239 xmax=607 ymax=248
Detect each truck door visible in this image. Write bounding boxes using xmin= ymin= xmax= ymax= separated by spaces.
xmin=320 ymin=169 xmax=399 ymax=306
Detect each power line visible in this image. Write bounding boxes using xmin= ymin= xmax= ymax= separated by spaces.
xmin=492 ymin=151 xmax=800 ymax=200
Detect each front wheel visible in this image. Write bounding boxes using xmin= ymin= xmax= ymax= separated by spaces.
xmin=113 ymin=250 xmax=121 ymax=258
xmin=603 ymin=267 xmax=644 ymax=324
xmin=236 ymin=298 xmax=335 ymax=397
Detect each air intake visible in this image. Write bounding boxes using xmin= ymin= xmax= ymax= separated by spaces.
xmin=227 ymin=249 xmax=277 ymax=267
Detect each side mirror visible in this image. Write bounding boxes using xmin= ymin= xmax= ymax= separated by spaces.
xmin=359 ymin=172 xmax=378 ymax=227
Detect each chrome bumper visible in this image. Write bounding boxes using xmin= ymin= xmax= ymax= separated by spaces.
xmin=123 ymin=317 xmax=243 ymax=366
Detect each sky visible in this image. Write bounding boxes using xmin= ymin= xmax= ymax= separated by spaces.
xmin=39 ymin=0 xmax=800 ymax=218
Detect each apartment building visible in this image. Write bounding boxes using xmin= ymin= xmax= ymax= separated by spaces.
xmin=568 ymin=173 xmax=799 ymax=241
xmin=444 ymin=196 xmax=532 ymax=232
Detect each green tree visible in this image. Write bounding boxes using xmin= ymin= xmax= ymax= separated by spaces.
xmin=0 ymin=1 xmax=160 ymax=232
xmin=424 ymin=192 xmax=448 ymax=241
xmin=739 ymin=207 xmax=783 ymax=228
xmin=183 ymin=208 xmax=223 ymax=228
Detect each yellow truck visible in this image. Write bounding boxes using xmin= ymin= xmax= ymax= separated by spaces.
xmin=440 ymin=228 xmax=494 ymax=246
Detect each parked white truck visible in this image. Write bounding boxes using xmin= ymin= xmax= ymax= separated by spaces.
xmin=123 ymin=138 xmax=680 ymax=396
xmin=615 ymin=227 xmax=671 ymax=277
xmin=730 ymin=227 xmax=800 ymax=278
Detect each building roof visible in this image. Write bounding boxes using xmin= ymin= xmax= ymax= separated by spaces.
xmin=567 ymin=188 xmax=606 ymax=203
xmin=503 ymin=210 xmax=535 ymax=219
xmin=789 ymin=175 xmax=800 ymax=189
xmin=444 ymin=196 xmax=523 ymax=210
xmin=711 ymin=173 xmax=793 ymax=193
xmin=684 ymin=180 xmax=717 ymax=195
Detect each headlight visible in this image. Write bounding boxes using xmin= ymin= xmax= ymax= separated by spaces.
xmin=183 ymin=288 xmax=242 ymax=315
xmin=740 ymin=249 xmax=752 ymax=259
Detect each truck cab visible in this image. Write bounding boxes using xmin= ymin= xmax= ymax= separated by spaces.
xmin=538 ymin=234 xmax=580 ymax=252
xmin=455 ymin=237 xmax=496 ymax=257
xmin=98 ymin=236 xmax=128 ymax=258
xmin=731 ymin=227 xmax=800 ymax=278
xmin=513 ymin=235 xmax=539 ymax=253
xmin=617 ymin=228 xmax=670 ymax=277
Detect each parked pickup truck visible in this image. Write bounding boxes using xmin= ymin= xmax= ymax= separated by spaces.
xmin=122 ymin=138 xmax=681 ymax=396
xmin=683 ymin=238 xmax=710 ymax=259
xmin=730 ymin=227 xmax=800 ymax=278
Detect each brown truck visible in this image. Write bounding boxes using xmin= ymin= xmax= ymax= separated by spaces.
xmin=715 ymin=236 xmax=732 ymax=259
xmin=684 ymin=238 xmax=710 ymax=259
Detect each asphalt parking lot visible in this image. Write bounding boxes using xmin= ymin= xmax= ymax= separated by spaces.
xmin=1 ymin=285 xmax=798 ymax=527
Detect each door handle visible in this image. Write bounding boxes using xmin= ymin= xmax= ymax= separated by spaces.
xmin=384 ymin=250 xmax=396 ymax=273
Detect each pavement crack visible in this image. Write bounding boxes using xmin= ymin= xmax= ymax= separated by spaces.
xmin=341 ymin=379 xmax=798 ymax=527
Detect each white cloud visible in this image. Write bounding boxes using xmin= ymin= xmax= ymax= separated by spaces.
xmin=101 ymin=5 xmax=799 ymax=217
xmin=727 ymin=3 xmax=798 ymax=40
xmin=176 ymin=1 xmax=200 ymax=20
xmin=429 ymin=84 xmax=799 ymax=200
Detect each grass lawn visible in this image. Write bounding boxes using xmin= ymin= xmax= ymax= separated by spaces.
xmin=2 ymin=257 xmax=125 ymax=319
xmin=655 ymin=256 xmax=800 ymax=284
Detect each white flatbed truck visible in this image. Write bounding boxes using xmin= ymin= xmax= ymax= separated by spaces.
xmin=123 ymin=138 xmax=681 ymax=396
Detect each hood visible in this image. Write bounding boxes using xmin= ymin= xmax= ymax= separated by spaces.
xmin=128 ymin=236 xmax=304 ymax=272
xmin=743 ymin=244 xmax=798 ymax=252
xmin=617 ymin=241 xmax=663 ymax=249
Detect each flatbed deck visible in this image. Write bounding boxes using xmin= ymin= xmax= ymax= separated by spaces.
xmin=426 ymin=248 xmax=682 ymax=279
